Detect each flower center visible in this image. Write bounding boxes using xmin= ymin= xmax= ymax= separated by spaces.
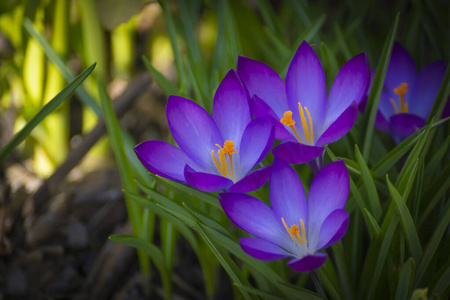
xmin=282 ymin=217 xmax=308 ymax=245
xmin=390 ymin=82 xmax=409 ymax=114
xmin=280 ymin=102 xmax=314 ymax=144
xmin=211 ymin=140 xmax=236 ymax=181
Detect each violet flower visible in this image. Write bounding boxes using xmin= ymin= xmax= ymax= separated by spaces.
xmin=134 ymin=70 xmax=275 ymax=193
xmin=373 ymin=43 xmax=446 ymax=141
xmin=237 ymin=41 xmax=369 ymax=165
xmin=219 ymin=159 xmax=350 ymax=272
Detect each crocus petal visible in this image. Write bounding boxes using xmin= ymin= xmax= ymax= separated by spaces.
xmin=219 ymin=193 xmax=286 ymax=245
xmin=324 ymin=53 xmax=369 ymax=129
xmin=374 ymin=110 xmax=390 ymax=132
xmin=228 ymin=165 xmax=271 ymax=193
xmin=167 ymin=96 xmax=223 ymax=169
xmin=316 ymin=103 xmax=358 ymax=146
xmin=378 ymin=88 xmax=397 ymax=120
xmin=443 ymin=98 xmax=450 ymax=119
xmin=251 ymin=95 xmax=296 ymax=142
xmin=308 ymin=161 xmax=349 ymax=240
xmin=184 ymin=165 xmax=233 ymax=192
xmin=390 ymin=113 xmax=425 ymax=140
xmin=240 ymin=237 xmax=290 ymax=261
xmin=134 ymin=141 xmax=196 ymax=182
xmin=286 ymin=41 xmax=326 ymax=128
xmin=409 ymin=60 xmax=446 ymax=118
xmin=272 ymin=142 xmax=324 ymax=164
xmin=237 ymin=56 xmax=290 ymax=117
xmin=270 ymin=159 xmax=308 ymax=228
xmin=384 ymin=43 xmax=417 ymax=92
xmin=287 ymin=253 xmax=327 ymax=272
xmin=213 ymin=70 xmax=251 ymax=146
xmin=238 ymin=117 xmax=275 ymax=176
xmin=316 ymin=209 xmax=349 ymax=250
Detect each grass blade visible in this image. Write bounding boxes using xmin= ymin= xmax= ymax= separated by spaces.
xmin=387 ymin=176 xmax=423 ymax=263
xmin=362 ymin=13 xmax=400 ymax=160
xmin=394 ymin=258 xmax=415 ymax=300
xmin=0 ymin=63 xmax=95 ymax=164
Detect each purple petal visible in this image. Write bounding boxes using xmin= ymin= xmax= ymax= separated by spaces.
xmin=316 ymin=103 xmax=358 ymax=146
xmin=286 ymin=41 xmax=326 ymax=129
xmin=213 ymin=70 xmax=251 ymax=146
xmin=316 ymin=209 xmax=349 ymax=250
xmin=184 ymin=165 xmax=233 ymax=192
xmin=251 ymin=95 xmax=296 ymax=142
xmin=237 ymin=56 xmax=290 ymax=117
xmin=219 ymin=193 xmax=286 ymax=245
xmin=238 ymin=117 xmax=275 ymax=175
xmin=272 ymin=142 xmax=324 ymax=164
xmin=384 ymin=43 xmax=417 ymax=92
xmin=308 ymin=161 xmax=349 ymax=240
xmin=228 ymin=165 xmax=271 ymax=193
xmin=167 ymin=96 xmax=223 ymax=169
xmin=390 ymin=113 xmax=425 ymax=140
xmin=324 ymin=53 xmax=369 ymax=128
xmin=374 ymin=110 xmax=390 ymax=132
xmin=134 ymin=141 xmax=195 ymax=182
xmin=287 ymin=253 xmax=327 ymax=272
xmin=240 ymin=237 xmax=290 ymax=261
xmin=443 ymin=97 xmax=450 ymax=119
xmin=378 ymin=88 xmax=397 ymax=120
xmin=409 ymin=60 xmax=446 ymax=118
xmin=270 ymin=159 xmax=308 ymax=229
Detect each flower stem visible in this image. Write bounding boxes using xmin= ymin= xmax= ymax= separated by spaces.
xmin=311 ymin=271 xmax=327 ymax=299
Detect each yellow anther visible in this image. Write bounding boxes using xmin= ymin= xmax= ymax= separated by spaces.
xmin=390 ymin=98 xmax=399 ymax=114
xmin=282 ymin=217 xmax=308 ymax=245
xmin=298 ymin=102 xmax=314 ymax=144
xmin=280 ymin=111 xmax=303 ymax=143
xmin=212 ymin=141 xmax=236 ymax=181
xmin=392 ymin=82 xmax=409 ymax=113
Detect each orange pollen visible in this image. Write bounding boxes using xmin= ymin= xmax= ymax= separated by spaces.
xmin=211 ymin=140 xmax=236 ymax=181
xmin=280 ymin=102 xmax=314 ymax=144
xmin=282 ymin=218 xmax=308 ymax=245
xmin=392 ymin=82 xmax=409 ymax=113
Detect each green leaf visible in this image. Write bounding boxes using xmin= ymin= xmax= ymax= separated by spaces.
xmin=235 ymin=284 xmax=286 ymax=300
xmin=316 ymin=266 xmax=344 ymax=300
xmin=362 ymin=13 xmax=400 ymax=160
xmin=196 ymin=223 xmax=253 ymax=300
xmin=123 ymin=191 xmax=199 ymax=252
xmin=99 ymin=81 xmax=151 ymax=275
xmin=331 ymin=241 xmax=354 ymax=300
xmin=415 ymin=205 xmax=450 ymax=287
xmin=23 ymin=18 xmax=102 ymax=116
xmin=387 ymin=176 xmax=422 ymax=263
xmin=142 ymin=55 xmax=178 ymax=96
xmin=0 ymin=63 xmax=95 ymax=164
xmin=109 ymin=234 xmax=165 ymax=273
xmin=363 ymin=208 xmax=381 ymax=238
xmin=149 ymin=174 xmax=221 ymax=209
xmin=394 ymin=258 xmax=415 ymax=300
xmin=273 ymin=281 xmax=326 ymax=300
xmin=355 ymin=145 xmax=382 ymax=221
xmin=183 ymin=202 xmax=232 ymax=238
xmin=134 ymin=180 xmax=196 ymax=226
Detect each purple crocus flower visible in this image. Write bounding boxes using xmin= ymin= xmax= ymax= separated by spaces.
xmin=373 ymin=43 xmax=446 ymax=141
xmin=237 ymin=41 xmax=370 ymax=165
xmin=219 ymin=159 xmax=349 ymax=272
xmin=134 ymin=70 xmax=275 ymax=193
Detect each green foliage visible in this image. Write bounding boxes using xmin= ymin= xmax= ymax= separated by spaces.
xmin=1 ymin=0 xmax=449 ymax=299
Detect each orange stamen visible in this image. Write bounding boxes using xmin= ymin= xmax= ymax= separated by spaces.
xmin=212 ymin=141 xmax=236 ymax=181
xmin=280 ymin=111 xmax=303 ymax=143
xmin=393 ymin=82 xmax=409 ymax=113
xmin=282 ymin=218 xmax=308 ymax=245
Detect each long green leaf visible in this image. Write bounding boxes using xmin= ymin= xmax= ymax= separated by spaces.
xmin=394 ymin=258 xmax=415 ymax=300
xmin=362 ymin=13 xmax=399 ymax=160
xmin=414 ymin=205 xmax=450 ymax=287
xmin=196 ymin=223 xmax=253 ymax=300
xmin=142 ymin=55 xmax=178 ymax=96
xmin=0 ymin=63 xmax=95 ymax=164
xmin=387 ymin=176 xmax=423 ymax=263
xmin=355 ymin=145 xmax=382 ymax=221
